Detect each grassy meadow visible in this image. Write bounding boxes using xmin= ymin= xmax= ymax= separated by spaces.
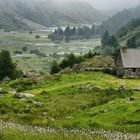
xmin=0 ymin=72 xmax=140 ymax=133
xmin=0 ymin=30 xmax=101 ymax=72
xmin=0 ymin=30 xmax=140 ymax=139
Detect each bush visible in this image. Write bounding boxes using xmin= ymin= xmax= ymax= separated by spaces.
xmin=22 ymin=46 xmax=27 ymax=52
xmin=13 ymin=50 xmax=23 ymax=55
xmin=35 ymin=35 xmax=40 ymax=38
xmin=0 ymin=50 xmax=20 ymax=80
xmin=30 ymin=49 xmax=40 ymax=55
xmin=50 ymin=61 xmax=61 ymax=74
xmin=59 ymin=53 xmax=84 ymax=69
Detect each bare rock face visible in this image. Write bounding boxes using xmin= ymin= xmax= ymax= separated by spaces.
xmin=13 ymin=93 xmax=35 ymax=99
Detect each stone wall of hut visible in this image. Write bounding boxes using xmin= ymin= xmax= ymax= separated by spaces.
xmin=123 ymin=68 xmax=140 ymax=78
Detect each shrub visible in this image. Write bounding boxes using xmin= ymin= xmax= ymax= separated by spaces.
xmin=0 ymin=50 xmax=20 ymax=80
xmin=50 ymin=61 xmax=61 ymax=74
xmin=13 ymin=50 xmax=23 ymax=55
xmin=22 ymin=46 xmax=27 ymax=52
xmin=35 ymin=35 xmax=40 ymax=38
xmin=59 ymin=53 xmax=84 ymax=69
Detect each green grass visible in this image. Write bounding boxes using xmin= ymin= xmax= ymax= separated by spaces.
xmin=0 ymin=129 xmax=105 ymax=140
xmin=0 ymin=72 xmax=140 ymax=133
xmin=0 ymin=30 xmax=101 ymax=72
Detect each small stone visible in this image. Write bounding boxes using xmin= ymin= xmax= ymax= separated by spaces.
xmin=100 ymin=109 xmax=108 ymax=113
xmin=129 ymin=97 xmax=136 ymax=101
xmin=42 ymin=112 xmax=48 ymax=116
xmin=13 ymin=93 xmax=35 ymax=99
xmin=131 ymin=88 xmax=140 ymax=91
xmin=40 ymin=90 xmax=47 ymax=95
xmin=0 ymin=88 xmax=8 ymax=94
xmin=33 ymin=101 xmax=44 ymax=107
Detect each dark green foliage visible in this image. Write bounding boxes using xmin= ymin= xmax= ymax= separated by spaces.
xmin=0 ymin=50 xmax=17 ymax=80
xmin=30 ymin=49 xmax=46 ymax=57
xmin=48 ymin=25 xmax=96 ymax=42
xmin=127 ymin=36 xmax=137 ymax=48
xmin=117 ymin=18 xmax=140 ymax=38
xmin=101 ymin=31 xmax=119 ymax=55
xmin=50 ymin=51 xmax=98 ymax=74
xmin=50 ymin=61 xmax=61 ymax=74
xmin=59 ymin=53 xmax=84 ymax=69
xmin=91 ymin=24 xmax=95 ymax=36
xmin=98 ymin=5 xmax=140 ymax=34
xmin=102 ymin=31 xmax=118 ymax=48
xmin=30 ymin=49 xmax=40 ymax=55
xmin=13 ymin=50 xmax=23 ymax=55
xmin=22 ymin=46 xmax=27 ymax=52
xmin=64 ymin=26 xmax=71 ymax=38
xmin=35 ymin=35 xmax=40 ymax=39
xmin=101 ymin=31 xmax=110 ymax=47
xmin=84 ymin=50 xmax=99 ymax=58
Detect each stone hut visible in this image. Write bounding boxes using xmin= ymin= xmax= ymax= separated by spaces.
xmin=116 ymin=48 xmax=140 ymax=78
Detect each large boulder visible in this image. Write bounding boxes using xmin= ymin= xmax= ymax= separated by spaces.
xmin=13 ymin=93 xmax=35 ymax=99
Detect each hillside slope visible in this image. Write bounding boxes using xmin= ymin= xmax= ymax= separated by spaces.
xmin=0 ymin=0 xmax=106 ymax=30
xmin=117 ymin=18 xmax=140 ymax=46
xmin=0 ymin=72 xmax=140 ymax=133
xmin=98 ymin=5 xmax=140 ymax=35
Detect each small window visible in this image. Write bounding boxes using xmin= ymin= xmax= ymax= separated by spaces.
xmin=133 ymin=68 xmax=136 ymax=72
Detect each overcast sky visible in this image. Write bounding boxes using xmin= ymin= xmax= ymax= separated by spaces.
xmin=88 ymin=0 xmax=140 ymax=11
xmin=36 ymin=0 xmax=140 ymax=11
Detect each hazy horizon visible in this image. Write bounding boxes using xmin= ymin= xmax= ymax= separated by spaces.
xmin=33 ymin=0 xmax=140 ymax=15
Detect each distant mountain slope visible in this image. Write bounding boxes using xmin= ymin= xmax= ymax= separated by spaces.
xmin=98 ymin=5 xmax=140 ymax=35
xmin=117 ymin=18 xmax=140 ymax=47
xmin=0 ymin=0 xmax=106 ymax=30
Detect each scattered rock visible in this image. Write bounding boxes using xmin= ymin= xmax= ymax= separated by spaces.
xmin=50 ymin=117 xmax=55 ymax=122
xmin=33 ymin=101 xmax=44 ymax=107
xmin=129 ymin=97 xmax=136 ymax=101
xmin=80 ymin=83 xmax=93 ymax=90
xmin=118 ymin=85 xmax=128 ymax=91
xmin=93 ymin=86 xmax=102 ymax=92
xmin=2 ymin=77 xmax=11 ymax=82
xmin=80 ymin=83 xmax=101 ymax=92
xmin=136 ymin=109 xmax=140 ymax=112
xmin=42 ymin=112 xmax=48 ymax=116
xmin=131 ymin=88 xmax=140 ymax=91
xmin=13 ymin=93 xmax=35 ymax=99
xmin=40 ymin=90 xmax=47 ymax=95
xmin=0 ymin=88 xmax=8 ymax=94
xmin=66 ymin=116 xmax=72 ymax=119
xmin=100 ymin=109 xmax=108 ymax=113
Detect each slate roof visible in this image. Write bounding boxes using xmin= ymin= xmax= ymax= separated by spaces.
xmin=120 ymin=48 xmax=140 ymax=68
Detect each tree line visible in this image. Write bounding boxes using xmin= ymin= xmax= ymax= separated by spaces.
xmin=48 ymin=25 xmax=95 ymax=42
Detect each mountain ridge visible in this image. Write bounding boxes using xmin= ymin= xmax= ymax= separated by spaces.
xmin=0 ymin=0 xmax=106 ymax=30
